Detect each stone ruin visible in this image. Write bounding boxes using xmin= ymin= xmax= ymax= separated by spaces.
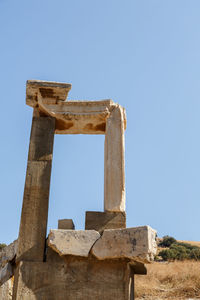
xmin=0 ymin=80 xmax=157 ymax=299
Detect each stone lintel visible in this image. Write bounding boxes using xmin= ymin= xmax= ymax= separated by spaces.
xmin=85 ymin=211 xmax=126 ymax=233
xmin=26 ymin=80 xmax=72 ymax=108
xmin=26 ymin=80 xmax=127 ymax=134
xmin=58 ymin=219 xmax=75 ymax=230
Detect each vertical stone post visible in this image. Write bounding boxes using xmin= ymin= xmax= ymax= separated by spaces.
xmin=16 ymin=110 xmax=55 ymax=262
xmin=104 ymin=105 xmax=126 ymax=212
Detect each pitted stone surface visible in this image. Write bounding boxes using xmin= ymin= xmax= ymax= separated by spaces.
xmin=91 ymin=226 xmax=157 ymax=262
xmin=0 ymin=263 xmax=13 ymax=286
xmin=48 ymin=229 xmax=100 ymax=257
xmin=0 ymin=278 xmax=13 ymax=300
xmin=0 ymin=240 xmax=17 ymax=268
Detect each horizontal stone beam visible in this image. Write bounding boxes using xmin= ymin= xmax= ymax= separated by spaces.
xmin=26 ymin=80 xmax=126 ymax=134
xmin=47 ymin=226 xmax=157 ymax=263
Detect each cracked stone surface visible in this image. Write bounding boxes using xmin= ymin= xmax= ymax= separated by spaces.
xmin=48 ymin=229 xmax=100 ymax=257
xmin=91 ymin=226 xmax=157 ymax=262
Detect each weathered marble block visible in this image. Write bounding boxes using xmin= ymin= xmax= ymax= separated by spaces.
xmin=48 ymin=229 xmax=100 ymax=257
xmin=47 ymin=226 xmax=157 ymax=263
xmin=92 ymin=226 xmax=157 ymax=262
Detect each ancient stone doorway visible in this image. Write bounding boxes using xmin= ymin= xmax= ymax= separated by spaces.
xmin=17 ymin=80 xmax=126 ymax=261
xmin=47 ymin=134 xmax=105 ymax=230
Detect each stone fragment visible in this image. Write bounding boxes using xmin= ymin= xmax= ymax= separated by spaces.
xmin=0 ymin=263 xmax=13 ymax=286
xmin=0 ymin=240 xmax=18 ymax=268
xmin=85 ymin=211 xmax=126 ymax=232
xmin=91 ymin=226 xmax=157 ymax=263
xmin=58 ymin=219 xmax=75 ymax=230
xmin=48 ymin=230 xmax=100 ymax=257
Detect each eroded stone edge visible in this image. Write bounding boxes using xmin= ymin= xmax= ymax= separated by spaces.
xmin=91 ymin=226 xmax=157 ymax=263
xmin=47 ymin=230 xmax=101 ymax=258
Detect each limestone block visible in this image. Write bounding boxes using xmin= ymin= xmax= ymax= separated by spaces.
xmin=58 ymin=219 xmax=75 ymax=230
xmin=85 ymin=211 xmax=126 ymax=232
xmin=104 ymin=105 xmax=126 ymax=212
xmin=48 ymin=230 xmax=100 ymax=257
xmin=91 ymin=226 xmax=157 ymax=263
xmin=0 ymin=240 xmax=18 ymax=268
xmin=0 ymin=263 xmax=13 ymax=286
xmin=13 ymin=260 xmax=131 ymax=300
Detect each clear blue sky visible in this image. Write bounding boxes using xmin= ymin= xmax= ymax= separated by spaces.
xmin=1 ymin=1 xmax=200 ymax=244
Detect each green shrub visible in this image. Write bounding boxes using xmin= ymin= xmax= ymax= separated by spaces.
xmin=159 ymin=236 xmax=177 ymax=248
xmin=0 ymin=243 xmax=7 ymax=250
xmin=189 ymin=248 xmax=200 ymax=260
xmin=159 ymin=249 xmax=177 ymax=261
xmin=158 ymin=236 xmax=200 ymax=261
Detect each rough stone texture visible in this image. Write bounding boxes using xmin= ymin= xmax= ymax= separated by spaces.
xmin=85 ymin=211 xmax=126 ymax=232
xmin=38 ymin=99 xmax=114 ymax=135
xmin=26 ymin=80 xmax=72 ymax=107
xmin=0 ymin=240 xmax=18 ymax=268
xmin=16 ymin=113 xmax=55 ymax=262
xmin=92 ymin=226 xmax=157 ymax=263
xmin=58 ymin=219 xmax=75 ymax=230
xmin=13 ymin=260 xmax=131 ymax=300
xmin=104 ymin=105 xmax=126 ymax=212
xmin=48 ymin=229 xmax=100 ymax=257
xmin=26 ymin=80 xmax=127 ymax=135
xmin=0 ymin=263 xmax=13 ymax=286
xmin=0 ymin=277 xmax=13 ymax=300
xmin=25 ymin=80 xmax=127 ymax=212
xmin=46 ymin=247 xmax=64 ymax=263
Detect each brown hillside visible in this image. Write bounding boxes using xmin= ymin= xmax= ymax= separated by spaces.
xmin=135 ymin=260 xmax=200 ymax=300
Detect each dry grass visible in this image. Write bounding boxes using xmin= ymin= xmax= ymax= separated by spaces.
xmin=179 ymin=240 xmax=200 ymax=248
xmin=135 ymin=260 xmax=200 ymax=300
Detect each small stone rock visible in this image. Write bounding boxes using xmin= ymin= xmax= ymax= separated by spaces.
xmin=48 ymin=229 xmax=100 ymax=257
xmin=58 ymin=219 xmax=75 ymax=230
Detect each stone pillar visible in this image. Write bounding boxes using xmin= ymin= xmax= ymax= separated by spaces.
xmin=104 ymin=105 xmax=126 ymax=211
xmin=16 ymin=110 xmax=55 ymax=262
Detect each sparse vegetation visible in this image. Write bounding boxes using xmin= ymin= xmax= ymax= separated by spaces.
xmin=135 ymin=261 xmax=200 ymax=299
xmin=0 ymin=243 xmax=6 ymax=250
xmin=158 ymin=235 xmax=176 ymax=248
xmin=158 ymin=236 xmax=200 ymax=261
